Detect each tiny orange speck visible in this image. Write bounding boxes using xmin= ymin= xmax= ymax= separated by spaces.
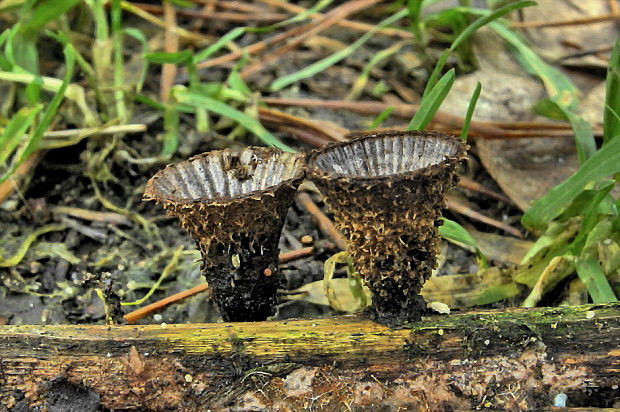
xmin=263 ymin=268 xmax=272 ymax=276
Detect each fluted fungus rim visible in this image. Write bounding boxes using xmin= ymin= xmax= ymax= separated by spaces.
xmin=306 ymin=130 xmax=467 ymax=184
xmin=143 ymin=147 xmax=307 ymax=206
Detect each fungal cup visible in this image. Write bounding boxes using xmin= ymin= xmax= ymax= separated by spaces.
xmin=307 ymin=131 xmax=467 ymax=323
xmin=144 ymin=147 xmax=306 ymax=321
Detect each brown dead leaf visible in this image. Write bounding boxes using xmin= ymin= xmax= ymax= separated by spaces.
xmin=518 ymin=0 xmax=617 ymax=68
xmin=441 ymin=34 xmax=580 ymax=211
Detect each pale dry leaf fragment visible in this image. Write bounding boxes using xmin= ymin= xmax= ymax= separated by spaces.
xmin=128 ymin=346 xmax=145 ymax=376
xmin=428 ymin=301 xmax=450 ymax=315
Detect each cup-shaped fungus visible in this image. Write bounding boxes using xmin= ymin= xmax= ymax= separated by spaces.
xmin=144 ymin=147 xmax=306 ymax=322
xmin=307 ymin=131 xmax=467 ymax=324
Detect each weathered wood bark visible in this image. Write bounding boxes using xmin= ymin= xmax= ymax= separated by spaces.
xmin=1 ymin=304 xmax=619 ymax=411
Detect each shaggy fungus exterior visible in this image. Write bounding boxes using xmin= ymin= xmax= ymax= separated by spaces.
xmin=144 ymin=147 xmax=306 ymax=322
xmin=307 ymin=131 xmax=467 ymax=324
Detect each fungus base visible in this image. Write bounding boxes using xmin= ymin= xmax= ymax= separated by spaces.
xmin=157 ymin=186 xmax=297 ymax=322
xmin=315 ymin=172 xmax=458 ymax=324
xmin=308 ymin=131 xmax=466 ymax=325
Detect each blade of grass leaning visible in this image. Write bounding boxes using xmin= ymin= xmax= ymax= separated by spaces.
xmin=16 ymin=0 xmax=80 ymax=39
xmin=370 ymin=106 xmax=395 ymax=129
xmin=0 ymin=41 xmax=76 ymax=184
xmin=346 ymin=40 xmax=406 ymax=101
xmin=407 ymin=0 xmax=424 ymax=44
xmin=575 ymin=256 xmax=618 ymax=303
xmin=569 ymin=180 xmax=615 ymax=255
xmin=111 ymin=0 xmax=127 ymax=121
xmin=193 ymin=27 xmax=246 ymax=64
xmin=534 ymin=98 xmax=595 ymax=164
xmin=8 ymin=0 xmax=80 ymax=71
xmin=440 ymin=216 xmax=487 ymax=267
xmin=423 ymin=0 xmax=537 ymax=97
xmin=0 ymin=224 xmax=66 ymax=267
xmin=460 ymin=81 xmax=481 ymax=141
xmin=604 ymin=36 xmax=620 ymax=144
xmin=174 ymin=87 xmax=294 ymax=152
xmin=270 ymin=9 xmax=408 ymax=92
xmin=161 ymin=105 xmax=180 ymax=159
xmin=421 ymin=267 xmax=520 ymax=308
xmin=521 ymin=135 xmax=620 ymax=231
xmin=0 ymin=104 xmax=42 ymax=166
xmin=439 ymin=217 xmax=479 ymax=250
xmin=123 ymin=27 xmax=149 ymax=93
xmin=193 ymin=1 xmax=335 ymax=66
xmin=407 ymin=69 xmax=455 ymax=131
xmin=490 ymin=21 xmax=579 ymax=109
xmin=145 ymin=50 xmax=192 ymax=65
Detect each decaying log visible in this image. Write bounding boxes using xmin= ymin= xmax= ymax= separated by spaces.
xmin=1 ymin=304 xmax=619 ymax=411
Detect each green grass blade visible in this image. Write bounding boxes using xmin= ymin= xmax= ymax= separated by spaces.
xmin=145 ymin=50 xmax=192 ymax=64
xmin=460 ymin=81 xmax=481 ymax=141
xmin=370 ymin=106 xmax=394 ymax=129
xmin=407 ymin=0 xmax=424 ymax=44
xmin=9 ymin=0 xmax=80 ymax=71
xmin=0 ymin=40 xmax=75 ymax=183
xmin=193 ymin=1 xmax=334 ymax=66
xmin=347 ymin=40 xmax=406 ymax=101
xmin=264 ymin=0 xmax=333 ymax=30
xmin=534 ymin=98 xmax=596 ymax=164
xmin=569 ymin=180 xmax=615 ymax=255
xmin=423 ymin=1 xmax=536 ymax=97
xmin=490 ymin=21 xmax=579 ymax=109
xmin=270 ymin=9 xmax=407 ymax=92
xmin=193 ymin=27 xmax=247 ymax=64
xmin=575 ymin=256 xmax=617 ymax=303
xmin=174 ymin=87 xmax=294 ymax=152
xmin=440 ymin=217 xmax=487 ymax=268
xmin=111 ymin=0 xmax=127 ymax=121
xmin=604 ymin=36 xmax=620 ymax=144
xmin=123 ymin=28 xmax=149 ymax=93
xmin=439 ymin=217 xmax=479 ymax=250
xmin=407 ymin=69 xmax=455 ymax=131
xmin=0 ymin=104 xmax=42 ymax=166
xmin=17 ymin=0 xmax=80 ymax=39
xmin=521 ymin=135 xmax=620 ymax=231
xmin=162 ymin=105 xmax=179 ymax=159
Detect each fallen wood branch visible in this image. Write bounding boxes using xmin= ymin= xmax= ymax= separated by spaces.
xmin=1 ymin=304 xmax=619 ymax=410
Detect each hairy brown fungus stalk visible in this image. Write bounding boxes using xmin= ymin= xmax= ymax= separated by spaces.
xmin=307 ymin=131 xmax=467 ymax=324
xmin=144 ymin=148 xmax=306 ymax=322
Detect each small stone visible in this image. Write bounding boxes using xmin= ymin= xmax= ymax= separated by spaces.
xmin=554 ymin=393 xmax=568 ymax=407
xmin=231 ymin=254 xmax=241 ymax=268
xmin=428 ymin=301 xmax=450 ymax=314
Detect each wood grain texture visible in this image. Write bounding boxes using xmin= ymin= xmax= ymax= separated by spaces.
xmin=1 ymin=304 xmax=619 ymax=410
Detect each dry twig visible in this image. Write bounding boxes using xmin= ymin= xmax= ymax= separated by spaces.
xmin=123 ymin=246 xmax=316 ymax=323
xmin=446 ymin=196 xmax=523 ymax=238
xmin=160 ymin=1 xmax=178 ymax=102
xmin=297 ymin=192 xmax=347 ymax=250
